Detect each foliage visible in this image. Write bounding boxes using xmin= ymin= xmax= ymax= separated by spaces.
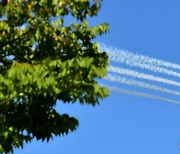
xmin=0 ymin=0 xmax=109 ymax=153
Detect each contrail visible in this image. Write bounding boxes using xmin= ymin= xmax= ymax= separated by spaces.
xmin=109 ymin=65 xmax=180 ymax=87
xmin=100 ymin=43 xmax=180 ymax=70
xmin=100 ymin=84 xmax=180 ymax=104
xmin=100 ymin=44 xmax=180 ymax=78
xmin=105 ymin=74 xmax=180 ymax=96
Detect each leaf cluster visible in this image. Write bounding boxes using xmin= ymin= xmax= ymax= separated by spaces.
xmin=0 ymin=0 xmax=109 ymax=153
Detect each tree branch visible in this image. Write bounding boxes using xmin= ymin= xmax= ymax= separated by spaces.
xmin=0 ymin=97 xmax=13 ymax=106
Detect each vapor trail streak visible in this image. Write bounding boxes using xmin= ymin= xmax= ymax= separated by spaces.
xmin=105 ymin=74 xmax=180 ymax=96
xmin=100 ymin=44 xmax=180 ymax=77
xmin=100 ymin=43 xmax=180 ymax=70
xmin=100 ymin=84 xmax=180 ymax=104
xmin=109 ymin=65 xmax=180 ymax=87
xmin=110 ymin=55 xmax=180 ymax=78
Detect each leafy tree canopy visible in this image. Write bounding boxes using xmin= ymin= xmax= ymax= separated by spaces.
xmin=0 ymin=0 xmax=109 ymax=153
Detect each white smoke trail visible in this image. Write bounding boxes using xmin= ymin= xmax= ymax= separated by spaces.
xmin=105 ymin=74 xmax=180 ymax=96
xmin=109 ymin=65 xmax=180 ymax=87
xmin=110 ymin=55 xmax=180 ymax=78
xmin=100 ymin=43 xmax=180 ymax=70
xmin=100 ymin=84 xmax=180 ymax=104
xmin=100 ymin=44 xmax=180 ymax=77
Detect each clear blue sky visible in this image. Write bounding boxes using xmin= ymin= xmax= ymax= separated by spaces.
xmin=15 ymin=0 xmax=180 ymax=154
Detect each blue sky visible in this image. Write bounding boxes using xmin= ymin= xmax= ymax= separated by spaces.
xmin=15 ymin=0 xmax=180 ymax=154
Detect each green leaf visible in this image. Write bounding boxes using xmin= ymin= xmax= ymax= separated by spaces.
xmin=0 ymin=0 xmax=109 ymax=153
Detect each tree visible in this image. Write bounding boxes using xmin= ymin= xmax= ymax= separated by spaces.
xmin=0 ymin=0 xmax=109 ymax=153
